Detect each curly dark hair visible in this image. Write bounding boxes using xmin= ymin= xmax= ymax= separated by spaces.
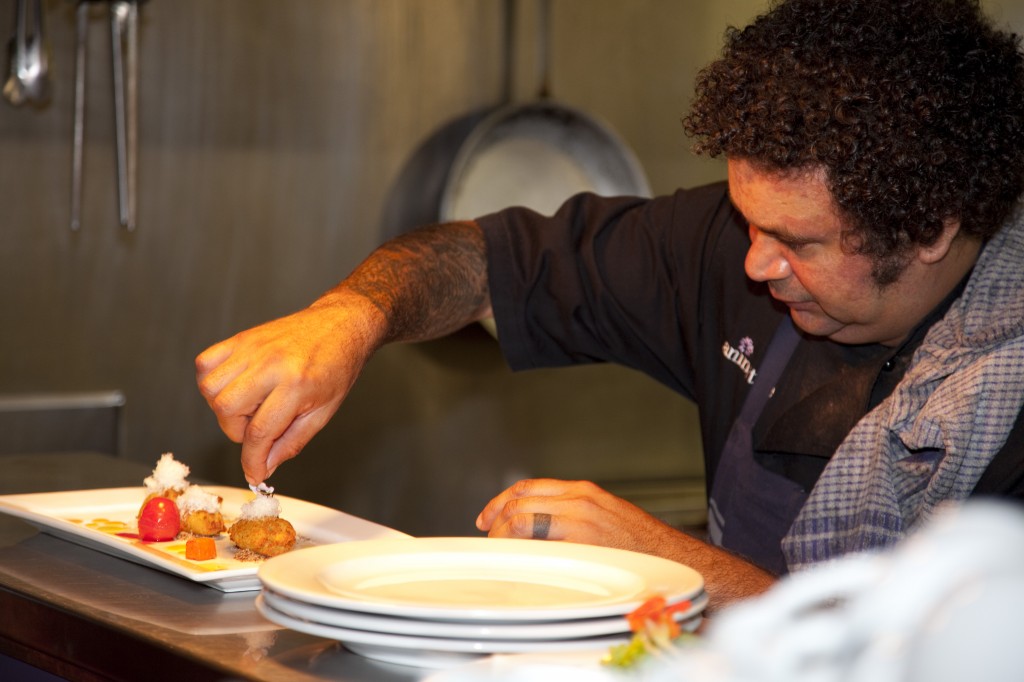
xmin=683 ymin=0 xmax=1024 ymax=284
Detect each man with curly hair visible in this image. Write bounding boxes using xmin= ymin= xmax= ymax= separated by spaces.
xmin=197 ymin=0 xmax=1024 ymax=610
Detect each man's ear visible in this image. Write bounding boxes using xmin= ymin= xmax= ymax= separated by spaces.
xmin=917 ymin=218 xmax=963 ymax=265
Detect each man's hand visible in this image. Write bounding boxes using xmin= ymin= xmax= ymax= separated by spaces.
xmin=476 ymin=478 xmax=777 ymax=612
xmin=196 ymin=221 xmax=491 ymax=485
xmin=195 ymin=291 xmax=385 ymax=485
xmin=477 ymin=478 xmax=675 ymax=552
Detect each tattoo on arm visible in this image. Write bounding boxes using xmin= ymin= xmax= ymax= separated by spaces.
xmin=345 ymin=221 xmax=490 ymax=343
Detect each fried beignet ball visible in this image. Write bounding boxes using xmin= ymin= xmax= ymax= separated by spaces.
xmin=183 ymin=509 xmax=226 ymax=536
xmin=229 ymin=494 xmax=296 ymax=557
xmin=229 ymin=516 xmax=296 ymax=557
xmin=177 ymin=485 xmax=226 ymax=536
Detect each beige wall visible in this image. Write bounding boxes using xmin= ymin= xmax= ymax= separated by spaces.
xmin=2 ymin=0 xmax=1020 ymax=535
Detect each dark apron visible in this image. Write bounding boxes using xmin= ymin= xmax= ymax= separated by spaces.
xmin=707 ymin=317 xmax=808 ymax=575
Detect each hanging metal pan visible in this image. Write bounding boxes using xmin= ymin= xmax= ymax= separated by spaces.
xmin=440 ymin=99 xmax=651 ymax=220
xmin=439 ymin=0 xmax=650 ymax=223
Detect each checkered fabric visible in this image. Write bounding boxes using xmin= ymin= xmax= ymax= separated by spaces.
xmin=782 ymin=211 xmax=1024 ymax=571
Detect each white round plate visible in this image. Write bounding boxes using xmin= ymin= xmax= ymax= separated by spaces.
xmin=258 ymin=537 xmax=703 ymax=622
xmin=261 ymin=587 xmax=707 ymax=641
xmin=255 ymin=594 xmax=642 ymax=669
xmin=423 ymin=650 xmax=621 ymax=681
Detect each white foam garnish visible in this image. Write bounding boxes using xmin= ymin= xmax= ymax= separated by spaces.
xmin=238 ymin=494 xmax=281 ymax=520
xmin=143 ymin=452 xmax=190 ymax=493
xmin=177 ymin=484 xmax=221 ymax=514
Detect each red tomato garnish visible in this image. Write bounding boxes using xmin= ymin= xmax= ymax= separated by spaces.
xmin=626 ymin=596 xmax=692 ymax=633
xmin=138 ymin=497 xmax=181 ymax=541
xmin=627 ymin=596 xmax=667 ymax=632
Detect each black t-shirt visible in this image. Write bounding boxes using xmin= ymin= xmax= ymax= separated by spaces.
xmin=479 ymin=183 xmax=1024 ymax=569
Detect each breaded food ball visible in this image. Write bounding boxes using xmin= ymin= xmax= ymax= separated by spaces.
xmin=229 ymin=516 xmax=296 ymax=557
xmin=229 ymin=494 xmax=296 ymax=557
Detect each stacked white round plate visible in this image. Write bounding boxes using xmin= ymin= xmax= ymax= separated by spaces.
xmin=256 ymin=537 xmax=706 ymax=669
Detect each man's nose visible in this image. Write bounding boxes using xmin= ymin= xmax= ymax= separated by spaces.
xmin=745 ymin=229 xmax=791 ymax=282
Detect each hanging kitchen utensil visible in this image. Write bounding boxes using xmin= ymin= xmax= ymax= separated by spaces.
xmin=439 ymin=0 xmax=650 ymax=222
xmin=3 ymin=0 xmax=50 ymax=106
xmin=70 ymin=0 xmax=142 ymax=232
xmin=110 ymin=0 xmax=138 ymax=231
xmin=438 ymin=0 xmax=649 ymax=336
xmin=22 ymin=0 xmax=48 ymax=103
xmin=2 ymin=0 xmax=27 ymax=105
xmin=70 ymin=1 xmax=89 ymax=231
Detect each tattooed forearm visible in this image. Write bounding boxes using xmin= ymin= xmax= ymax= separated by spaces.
xmin=343 ymin=221 xmax=491 ymax=343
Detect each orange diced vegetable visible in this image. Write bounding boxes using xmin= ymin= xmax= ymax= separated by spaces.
xmin=627 ymin=596 xmax=668 ymax=632
xmin=605 ymin=595 xmax=697 ymax=667
xmin=626 ymin=595 xmax=692 ymax=633
xmin=186 ymin=537 xmax=217 ymax=561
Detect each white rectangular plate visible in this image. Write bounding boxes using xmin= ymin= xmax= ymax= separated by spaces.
xmin=0 ymin=486 xmax=410 ymax=592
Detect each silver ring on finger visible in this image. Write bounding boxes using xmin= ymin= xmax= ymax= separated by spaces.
xmin=532 ymin=512 xmax=552 ymax=540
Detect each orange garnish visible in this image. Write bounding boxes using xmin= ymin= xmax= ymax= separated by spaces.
xmin=185 ymin=537 xmax=217 ymax=561
xmin=626 ymin=595 xmax=667 ymax=631
xmin=626 ymin=595 xmax=692 ymax=633
xmin=604 ymin=595 xmax=696 ymax=667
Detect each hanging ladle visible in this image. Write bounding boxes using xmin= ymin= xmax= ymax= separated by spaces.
xmin=3 ymin=0 xmax=50 ymax=106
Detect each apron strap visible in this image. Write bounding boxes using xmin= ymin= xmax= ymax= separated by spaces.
xmin=707 ymin=317 xmax=805 ymax=574
xmin=735 ymin=316 xmax=801 ymax=427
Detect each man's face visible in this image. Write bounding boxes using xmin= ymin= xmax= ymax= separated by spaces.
xmin=727 ymin=159 xmax=921 ymax=346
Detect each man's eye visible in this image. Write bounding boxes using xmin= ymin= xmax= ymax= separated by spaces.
xmin=781 ymin=238 xmax=811 ymax=252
